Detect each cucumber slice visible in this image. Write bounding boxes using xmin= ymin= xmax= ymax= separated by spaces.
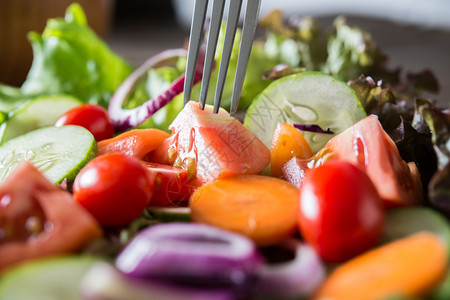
xmin=243 ymin=72 xmax=366 ymax=153
xmin=149 ymin=206 xmax=191 ymax=222
xmin=0 ymin=125 xmax=96 ymax=183
xmin=0 ymin=95 xmax=81 ymax=143
xmin=381 ymin=207 xmax=450 ymax=255
xmin=0 ymin=256 xmax=99 ymax=300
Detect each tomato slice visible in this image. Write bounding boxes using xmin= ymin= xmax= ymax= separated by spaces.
xmin=147 ymin=163 xmax=202 ymax=207
xmin=0 ymin=162 xmax=102 ymax=272
xmin=147 ymin=134 xmax=178 ymax=166
xmin=270 ymin=122 xmax=312 ymax=178
xmin=283 ymin=115 xmax=423 ymax=207
xmin=97 ymin=129 xmax=170 ymax=160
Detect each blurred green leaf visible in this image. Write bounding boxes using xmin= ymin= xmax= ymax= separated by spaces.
xmin=20 ymin=3 xmax=133 ymax=108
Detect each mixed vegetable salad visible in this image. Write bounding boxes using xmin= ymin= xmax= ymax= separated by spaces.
xmin=0 ymin=3 xmax=450 ymax=300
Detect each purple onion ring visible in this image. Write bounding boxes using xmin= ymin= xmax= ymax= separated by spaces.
xmin=115 ymin=223 xmax=263 ymax=287
xmin=81 ymin=262 xmax=235 ymax=300
xmin=108 ymin=49 xmax=203 ymax=132
xmin=255 ymin=238 xmax=325 ymax=298
xmin=294 ymin=123 xmax=335 ymax=134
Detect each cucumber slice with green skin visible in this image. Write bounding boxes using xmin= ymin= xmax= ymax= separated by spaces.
xmin=0 ymin=256 xmax=100 ymax=300
xmin=243 ymin=72 xmax=366 ymax=153
xmin=0 ymin=95 xmax=81 ymax=144
xmin=381 ymin=207 xmax=450 ymax=255
xmin=149 ymin=206 xmax=191 ymax=222
xmin=0 ymin=125 xmax=96 ymax=183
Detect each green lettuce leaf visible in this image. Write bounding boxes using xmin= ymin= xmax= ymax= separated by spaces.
xmin=324 ymin=16 xmax=392 ymax=82
xmin=0 ymin=83 xmax=33 ymax=115
xmin=20 ymin=3 xmax=133 ymax=108
xmin=260 ymin=11 xmax=327 ymax=71
xmin=258 ymin=12 xmax=400 ymax=84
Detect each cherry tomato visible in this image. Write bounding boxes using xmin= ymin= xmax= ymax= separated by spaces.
xmin=73 ymin=153 xmax=155 ymax=226
xmin=55 ymin=104 xmax=115 ymax=141
xmin=298 ymin=160 xmax=384 ymax=263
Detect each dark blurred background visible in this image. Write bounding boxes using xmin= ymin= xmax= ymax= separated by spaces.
xmin=1 ymin=0 xmax=449 ymax=105
xmin=109 ymin=0 xmax=188 ymax=65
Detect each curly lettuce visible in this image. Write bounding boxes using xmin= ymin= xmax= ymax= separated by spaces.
xmin=259 ymin=11 xmax=398 ymax=84
xmin=421 ymin=105 xmax=450 ymax=212
xmin=349 ymin=73 xmax=449 ymax=206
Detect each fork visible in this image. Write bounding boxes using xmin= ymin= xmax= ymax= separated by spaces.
xmin=183 ymin=0 xmax=262 ymax=115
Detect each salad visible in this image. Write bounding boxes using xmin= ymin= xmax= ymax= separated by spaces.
xmin=0 ymin=3 xmax=450 ymax=300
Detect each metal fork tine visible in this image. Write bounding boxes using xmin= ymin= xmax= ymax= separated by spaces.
xmin=213 ymin=0 xmax=243 ymax=114
xmin=229 ymin=0 xmax=261 ymax=116
xmin=199 ymin=0 xmax=226 ymax=109
xmin=183 ymin=0 xmax=209 ymax=106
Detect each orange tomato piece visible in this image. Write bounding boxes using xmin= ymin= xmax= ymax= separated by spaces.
xmin=270 ymin=123 xmax=312 ymax=178
xmin=97 ymin=129 xmax=170 ymax=160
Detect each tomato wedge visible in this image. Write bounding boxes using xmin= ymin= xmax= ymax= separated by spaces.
xmin=283 ymin=115 xmax=423 ymax=207
xmin=0 ymin=162 xmax=102 ymax=272
xmin=97 ymin=129 xmax=170 ymax=160
xmin=270 ymin=122 xmax=312 ymax=178
xmin=155 ymin=101 xmax=270 ymax=184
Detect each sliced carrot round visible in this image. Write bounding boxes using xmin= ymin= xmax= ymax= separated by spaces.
xmin=190 ymin=175 xmax=299 ymax=246
xmin=313 ymin=232 xmax=448 ymax=300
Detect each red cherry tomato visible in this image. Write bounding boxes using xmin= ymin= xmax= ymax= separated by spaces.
xmin=55 ymin=104 xmax=115 ymax=141
xmin=298 ymin=160 xmax=384 ymax=263
xmin=73 ymin=153 xmax=155 ymax=226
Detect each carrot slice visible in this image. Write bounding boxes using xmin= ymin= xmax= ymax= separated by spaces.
xmin=190 ymin=175 xmax=299 ymax=246
xmin=97 ymin=129 xmax=170 ymax=160
xmin=270 ymin=123 xmax=312 ymax=178
xmin=313 ymin=232 xmax=448 ymax=300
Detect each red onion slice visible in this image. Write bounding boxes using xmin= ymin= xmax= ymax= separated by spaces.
xmin=81 ymin=262 xmax=235 ymax=300
xmin=115 ymin=223 xmax=263 ymax=287
xmin=108 ymin=49 xmax=203 ymax=132
xmin=294 ymin=124 xmax=335 ymax=134
xmin=255 ymin=238 xmax=325 ymax=298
